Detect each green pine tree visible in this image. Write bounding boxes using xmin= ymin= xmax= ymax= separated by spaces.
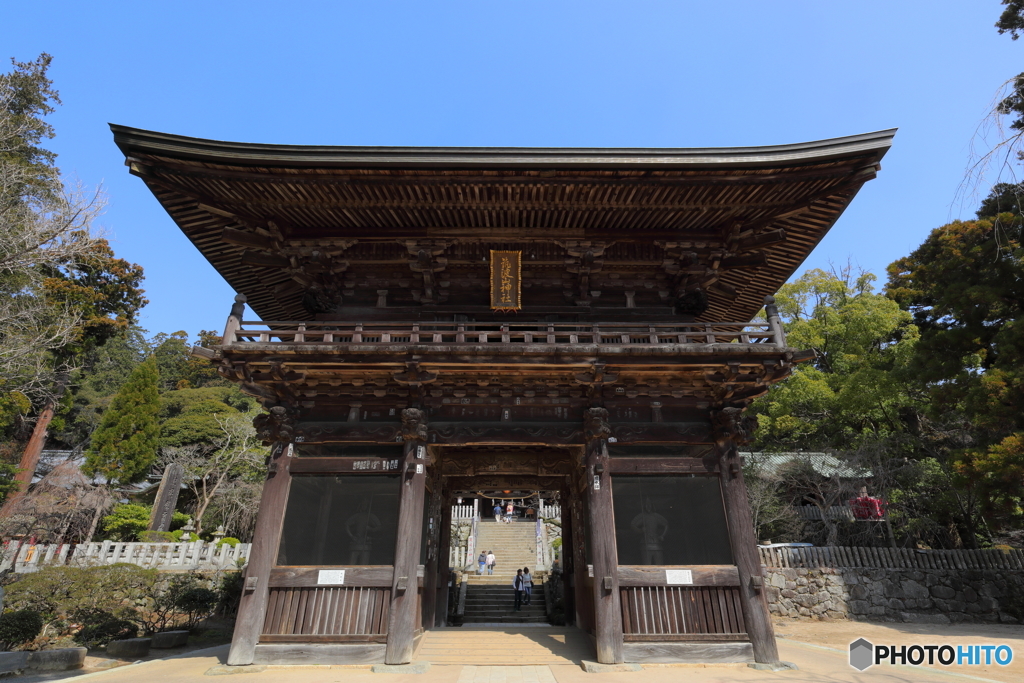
xmin=83 ymin=355 xmax=160 ymax=484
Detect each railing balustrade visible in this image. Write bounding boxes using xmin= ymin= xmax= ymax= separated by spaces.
xmin=758 ymin=545 xmax=1024 ymax=570
xmin=2 ymin=539 xmax=251 ymax=573
xmin=226 ymin=320 xmax=784 ymax=348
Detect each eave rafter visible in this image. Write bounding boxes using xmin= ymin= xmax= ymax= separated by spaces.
xmin=114 ymin=125 xmax=894 ymax=323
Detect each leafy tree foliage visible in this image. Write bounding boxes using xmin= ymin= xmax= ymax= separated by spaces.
xmin=997 ymin=0 xmax=1024 ymax=40
xmin=976 ymin=182 xmax=1024 ymax=218
xmin=887 ymin=211 xmax=1024 ymax=529
xmin=83 ymin=356 xmax=160 ymax=484
xmin=751 ymin=268 xmax=919 ymax=451
xmin=152 ymin=329 xmax=223 ymax=391
xmin=159 ymin=385 xmax=255 ymax=449
xmin=0 ymin=53 xmax=146 ymax=513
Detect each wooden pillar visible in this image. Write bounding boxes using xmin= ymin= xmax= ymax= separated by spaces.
xmin=434 ymin=488 xmax=454 ymax=628
xmin=559 ymin=482 xmax=576 ymax=626
xmin=227 ymin=442 xmax=292 ymax=666
xmin=385 ymin=409 xmax=428 ymax=665
xmin=421 ymin=474 xmax=441 ymax=629
xmin=713 ymin=407 xmax=780 ymax=665
xmin=584 ymin=408 xmax=623 ymax=664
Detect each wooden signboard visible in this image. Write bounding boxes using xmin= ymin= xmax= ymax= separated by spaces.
xmin=489 ymin=250 xmax=521 ymax=310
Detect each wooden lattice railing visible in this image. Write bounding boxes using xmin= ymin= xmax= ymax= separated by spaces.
xmin=226 ymin=320 xmax=785 ymax=347
xmin=759 ymin=545 xmax=1024 ymax=570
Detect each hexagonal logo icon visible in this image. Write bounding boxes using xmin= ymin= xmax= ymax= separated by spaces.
xmin=850 ymin=638 xmax=874 ymax=671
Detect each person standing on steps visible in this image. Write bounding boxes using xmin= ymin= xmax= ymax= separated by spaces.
xmin=477 ymin=551 xmax=486 ymax=575
xmin=493 ymin=503 xmax=502 ymax=523
xmin=505 ymin=501 xmax=514 ymax=523
xmin=513 ymin=569 xmax=525 ymax=611
xmin=486 ymin=550 xmax=496 ymax=575
xmin=522 ymin=567 xmax=533 ymax=605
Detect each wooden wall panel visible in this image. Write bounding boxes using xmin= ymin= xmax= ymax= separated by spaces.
xmin=261 ymin=586 xmax=391 ymax=641
xmin=620 ymin=586 xmax=746 ymax=638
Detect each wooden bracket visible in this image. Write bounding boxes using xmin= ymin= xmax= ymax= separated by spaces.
xmin=602 ymin=576 xmax=613 ymax=592
xmin=750 ymin=575 xmax=763 ymax=594
xmin=396 ymin=576 xmax=409 ymax=592
xmin=244 ymin=576 xmax=258 ymax=592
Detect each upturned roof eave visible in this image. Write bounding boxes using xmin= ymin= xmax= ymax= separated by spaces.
xmin=110 ymin=124 xmax=895 ymax=170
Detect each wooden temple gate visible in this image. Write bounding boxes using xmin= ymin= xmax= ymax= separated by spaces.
xmin=111 ymin=125 xmax=893 ymax=666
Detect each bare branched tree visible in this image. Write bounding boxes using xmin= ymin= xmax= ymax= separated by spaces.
xmin=160 ymin=410 xmax=267 ymax=536
xmin=0 ymin=89 xmax=106 ymax=405
xmin=743 ymin=464 xmax=805 ymax=544
xmin=957 ymin=75 xmax=1024 ymax=210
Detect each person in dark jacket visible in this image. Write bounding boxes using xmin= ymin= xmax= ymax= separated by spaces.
xmin=512 ymin=569 xmax=525 ymax=611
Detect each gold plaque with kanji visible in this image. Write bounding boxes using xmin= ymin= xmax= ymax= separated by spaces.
xmin=489 ymin=250 xmax=521 ymax=311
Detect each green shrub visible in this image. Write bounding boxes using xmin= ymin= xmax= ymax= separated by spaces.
xmin=0 ymin=610 xmax=44 ymax=650
xmin=100 ymin=506 xmax=190 ymax=542
xmin=138 ymin=573 xmax=219 ymax=634
xmin=73 ymin=611 xmax=138 ymax=648
xmin=4 ymin=565 xmax=156 ymax=625
xmin=100 ymin=504 xmax=151 ymax=541
xmin=215 ymin=537 xmax=240 ymax=548
xmin=139 ymin=531 xmax=175 ymax=543
xmin=217 ymin=572 xmax=243 ymax=618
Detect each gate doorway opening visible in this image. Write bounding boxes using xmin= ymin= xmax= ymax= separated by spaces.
xmin=447 ymin=487 xmax=563 ymax=626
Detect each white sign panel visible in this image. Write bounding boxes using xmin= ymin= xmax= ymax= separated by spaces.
xmin=317 ymin=569 xmax=346 ymax=585
xmin=665 ymin=569 xmax=693 ymax=585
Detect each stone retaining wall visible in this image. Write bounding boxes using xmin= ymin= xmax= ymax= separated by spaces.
xmin=763 ymin=566 xmax=1024 ymax=624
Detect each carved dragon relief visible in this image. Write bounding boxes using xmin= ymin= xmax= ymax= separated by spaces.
xmin=439 ymin=451 xmax=572 ymax=476
xmin=295 ymin=423 xmax=402 ymax=443
xmin=428 ymin=424 xmax=584 ymax=444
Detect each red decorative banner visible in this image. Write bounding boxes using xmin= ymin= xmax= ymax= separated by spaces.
xmin=489 ymin=250 xmax=522 ymax=311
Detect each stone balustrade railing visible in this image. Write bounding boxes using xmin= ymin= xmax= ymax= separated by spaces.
xmin=2 ymin=539 xmax=251 ymax=573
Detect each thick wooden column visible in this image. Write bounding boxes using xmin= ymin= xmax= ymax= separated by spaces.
xmin=228 ymin=441 xmax=292 ymax=666
xmin=434 ymin=488 xmax=454 ymax=628
xmin=385 ymin=409 xmax=428 ymax=665
xmin=584 ymin=408 xmax=623 ymax=664
xmin=559 ymin=482 xmax=576 ymax=626
xmin=713 ymin=408 xmax=780 ymax=665
xmin=421 ymin=470 xmax=442 ymax=629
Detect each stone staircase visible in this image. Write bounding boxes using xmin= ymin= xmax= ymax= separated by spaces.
xmin=464 ymin=520 xmax=546 ymax=623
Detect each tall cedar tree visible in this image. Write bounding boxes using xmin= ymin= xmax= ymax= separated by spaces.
xmin=886 ymin=197 xmax=1024 ymax=528
xmin=84 ymin=356 xmax=160 ymax=484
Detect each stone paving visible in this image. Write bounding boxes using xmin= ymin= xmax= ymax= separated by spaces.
xmin=8 ymin=621 xmax=1022 ymax=683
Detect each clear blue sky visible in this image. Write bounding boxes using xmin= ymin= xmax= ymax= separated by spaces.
xmin=6 ymin=1 xmax=1019 ymax=338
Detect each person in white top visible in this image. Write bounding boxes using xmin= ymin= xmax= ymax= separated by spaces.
xmin=486 ymin=551 xmax=496 ymax=575
xmin=521 ymin=567 xmax=533 ymax=605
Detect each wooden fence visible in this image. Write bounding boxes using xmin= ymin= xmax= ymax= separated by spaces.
xmin=2 ymin=539 xmax=251 ymax=573
xmin=759 ymin=545 xmax=1024 ymax=571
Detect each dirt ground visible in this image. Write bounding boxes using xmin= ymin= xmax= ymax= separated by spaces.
xmin=773 ymin=618 xmax=1024 ymax=683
